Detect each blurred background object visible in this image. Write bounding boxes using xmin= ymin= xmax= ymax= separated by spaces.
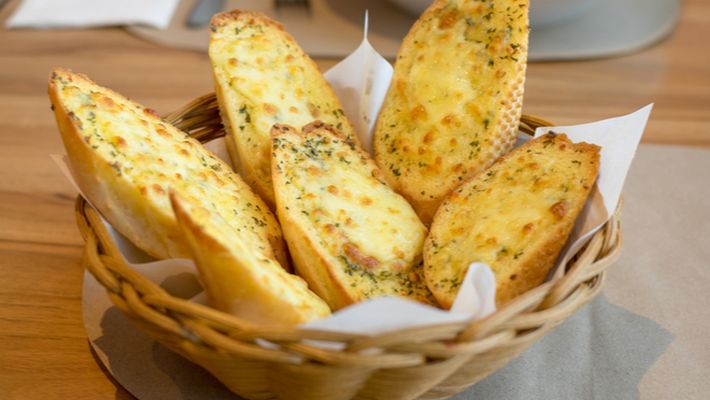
xmin=526 ymin=0 xmax=680 ymax=60
xmin=185 ymin=0 xmax=225 ymax=27
xmin=391 ymin=0 xmax=596 ymax=28
xmin=3 ymin=0 xmax=681 ymax=61
xmin=5 ymin=0 xmax=179 ymax=30
xmin=528 ymin=0 xmax=595 ymax=28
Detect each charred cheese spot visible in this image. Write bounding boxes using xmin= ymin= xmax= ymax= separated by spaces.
xmin=343 ymin=243 xmax=380 ymax=269
xmin=410 ymin=104 xmax=427 ymax=120
xmin=155 ymin=125 xmax=170 ymax=138
xmin=522 ymin=222 xmax=534 ymax=233
xmin=550 ymin=200 xmax=568 ymax=219
xmin=359 ymin=196 xmax=373 ymax=206
xmin=111 ymin=136 xmax=127 ymax=148
xmin=98 ymin=95 xmax=115 ymax=108
xmin=438 ymin=8 xmax=459 ymax=28
xmin=143 ymin=108 xmax=159 ymax=118
xmin=262 ymin=103 xmax=277 ymax=115
xmin=152 ymin=184 xmax=165 ymax=195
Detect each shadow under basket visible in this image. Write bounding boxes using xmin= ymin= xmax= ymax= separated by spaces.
xmin=76 ymin=93 xmax=622 ymax=400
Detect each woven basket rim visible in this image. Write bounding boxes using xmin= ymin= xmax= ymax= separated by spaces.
xmin=76 ymin=92 xmax=623 ymax=369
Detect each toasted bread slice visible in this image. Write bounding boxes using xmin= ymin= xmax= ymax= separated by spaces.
xmin=170 ymin=192 xmax=329 ymax=325
xmin=374 ymin=0 xmax=529 ymax=224
xmin=209 ymin=10 xmax=357 ymax=207
xmin=424 ymin=133 xmax=600 ymax=307
xmin=271 ymin=122 xmax=433 ymax=310
xmin=49 ymin=68 xmax=288 ymax=267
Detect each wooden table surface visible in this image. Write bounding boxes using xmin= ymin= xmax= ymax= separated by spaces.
xmin=1 ymin=1 xmax=708 ymax=399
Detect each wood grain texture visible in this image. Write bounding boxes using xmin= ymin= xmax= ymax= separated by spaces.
xmin=0 ymin=0 xmax=708 ymax=398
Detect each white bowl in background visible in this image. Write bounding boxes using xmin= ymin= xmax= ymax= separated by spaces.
xmin=387 ymin=0 xmax=596 ymax=28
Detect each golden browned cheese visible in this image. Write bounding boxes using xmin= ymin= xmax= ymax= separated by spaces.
xmin=170 ymin=192 xmax=330 ymax=326
xmin=424 ymin=133 xmax=600 ymax=308
xmin=271 ymin=122 xmax=434 ymax=310
xmin=374 ymin=0 xmax=529 ymax=224
xmin=48 ymin=68 xmax=288 ymax=267
xmin=209 ymin=10 xmax=357 ymax=207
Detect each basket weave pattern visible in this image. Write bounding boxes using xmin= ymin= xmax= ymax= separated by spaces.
xmin=76 ymin=93 xmax=622 ymax=400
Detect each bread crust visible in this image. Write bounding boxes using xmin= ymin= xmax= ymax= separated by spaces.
xmin=209 ymin=10 xmax=357 ymax=208
xmin=373 ymin=0 xmax=529 ymax=225
xmin=424 ymin=133 xmax=600 ymax=308
xmin=170 ymin=192 xmax=330 ymax=326
xmin=49 ymin=68 xmax=288 ymax=267
xmin=49 ymin=69 xmax=183 ymax=258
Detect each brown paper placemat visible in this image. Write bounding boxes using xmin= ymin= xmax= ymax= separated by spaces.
xmin=84 ymin=143 xmax=710 ymax=399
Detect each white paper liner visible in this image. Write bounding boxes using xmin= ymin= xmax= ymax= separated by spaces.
xmin=323 ymin=11 xmax=393 ymax=154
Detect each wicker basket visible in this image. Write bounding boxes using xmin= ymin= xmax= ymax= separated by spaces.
xmin=76 ymin=93 xmax=622 ymax=400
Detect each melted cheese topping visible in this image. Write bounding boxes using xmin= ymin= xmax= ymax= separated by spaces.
xmin=425 ymin=133 xmax=599 ymax=306
xmin=53 ymin=70 xmax=281 ymax=260
xmin=210 ymin=12 xmax=355 ymax=203
xmin=173 ymin=195 xmax=329 ymax=325
xmin=272 ymin=125 xmax=432 ymax=303
xmin=374 ymin=0 xmax=528 ymax=213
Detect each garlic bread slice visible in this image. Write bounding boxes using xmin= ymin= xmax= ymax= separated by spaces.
xmin=49 ymin=68 xmax=288 ymax=266
xmin=374 ymin=0 xmax=529 ymax=224
xmin=271 ymin=122 xmax=433 ymax=310
xmin=210 ymin=10 xmax=357 ymax=207
xmin=170 ymin=192 xmax=329 ymax=326
xmin=424 ymin=133 xmax=600 ymax=308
